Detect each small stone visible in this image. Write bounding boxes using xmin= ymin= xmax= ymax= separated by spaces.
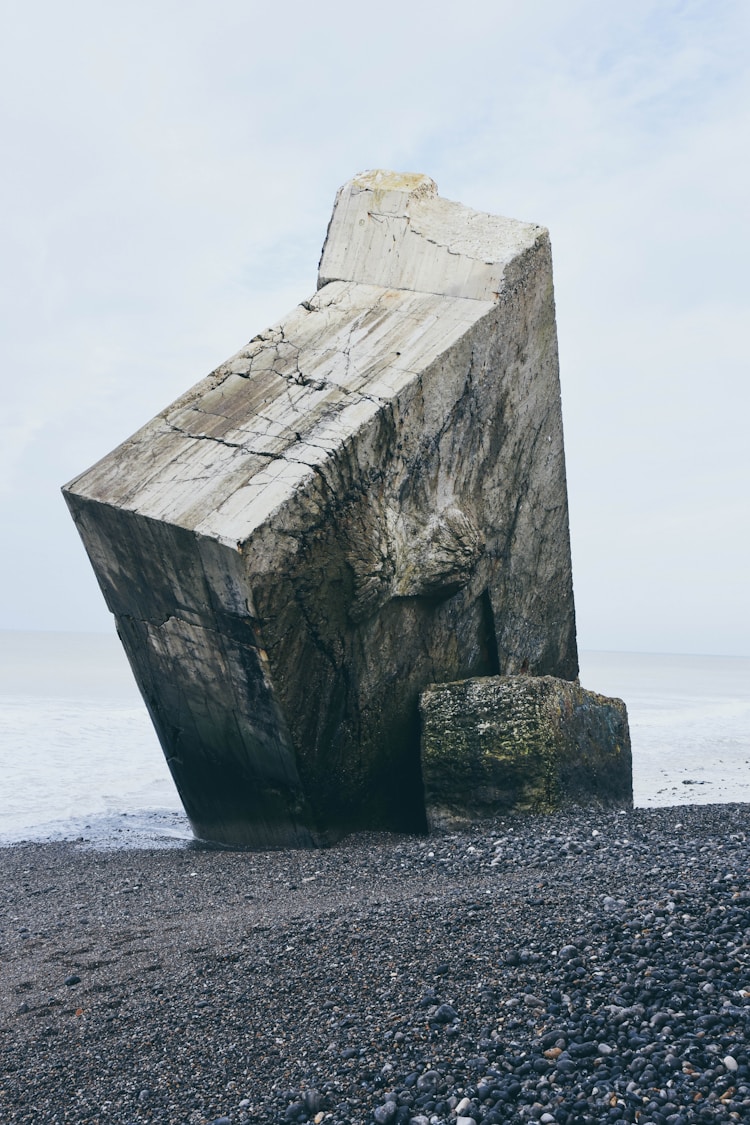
xmin=724 ymin=1056 xmax=739 ymax=1072
xmin=64 ymin=974 xmax=81 ymax=987
xmin=456 ymin=1097 xmax=472 ymax=1115
xmin=373 ymin=1102 xmax=398 ymax=1124
xmin=433 ymin=1003 xmax=458 ymax=1024
xmin=416 ymin=1070 xmax=442 ymax=1092
xmin=303 ymin=1090 xmax=322 ymax=1114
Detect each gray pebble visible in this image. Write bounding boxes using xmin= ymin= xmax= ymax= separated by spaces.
xmin=416 ymin=1070 xmax=441 ymax=1092
xmin=373 ymin=1102 xmax=397 ymax=1124
xmin=433 ymin=1003 xmax=458 ymax=1023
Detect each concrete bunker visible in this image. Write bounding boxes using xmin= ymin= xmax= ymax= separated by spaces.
xmin=63 ymin=171 xmax=630 ymax=847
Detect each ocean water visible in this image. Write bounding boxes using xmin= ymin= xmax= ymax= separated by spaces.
xmin=0 ymin=631 xmax=748 ymax=846
xmin=0 ymin=631 xmax=187 ymax=847
xmin=578 ymin=650 xmax=750 ymax=808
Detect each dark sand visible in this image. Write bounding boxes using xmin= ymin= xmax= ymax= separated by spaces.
xmin=1 ymin=805 xmax=749 ymax=1125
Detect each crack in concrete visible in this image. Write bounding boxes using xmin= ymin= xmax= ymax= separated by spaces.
xmin=166 ymin=419 xmax=338 ymax=475
xmin=407 ymin=221 xmax=493 ymax=264
xmin=232 ymin=345 xmax=402 ymax=411
xmin=167 ymin=424 xmax=263 ymax=454
xmin=360 ymin=207 xmax=527 ymax=281
xmin=188 ymin=405 xmax=233 ymax=422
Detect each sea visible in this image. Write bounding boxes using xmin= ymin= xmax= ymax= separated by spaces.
xmin=1 ymin=630 xmax=748 ymax=847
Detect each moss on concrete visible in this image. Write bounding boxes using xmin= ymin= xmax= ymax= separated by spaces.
xmin=420 ymin=675 xmax=632 ymax=829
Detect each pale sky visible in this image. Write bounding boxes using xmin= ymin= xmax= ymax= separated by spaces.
xmin=1 ymin=0 xmax=748 ymax=655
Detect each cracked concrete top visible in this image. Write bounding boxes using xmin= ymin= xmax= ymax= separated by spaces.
xmin=319 ymin=170 xmax=545 ymax=299
xmin=65 ymin=171 xmax=547 ymax=549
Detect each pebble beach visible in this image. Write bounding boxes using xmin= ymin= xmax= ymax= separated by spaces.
xmin=1 ymin=804 xmax=750 ymax=1125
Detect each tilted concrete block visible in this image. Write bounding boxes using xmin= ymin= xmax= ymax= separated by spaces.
xmin=420 ymin=675 xmax=633 ymax=829
xmin=63 ymin=170 xmax=580 ymax=847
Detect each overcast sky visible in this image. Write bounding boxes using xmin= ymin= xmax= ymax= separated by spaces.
xmin=1 ymin=0 xmax=748 ymax=655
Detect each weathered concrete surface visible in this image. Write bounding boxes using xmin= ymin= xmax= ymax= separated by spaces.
xmin=63 ymin=170 xmax=578 ymax=847
xmin=420 ymin=675 xmax=632 ymax=829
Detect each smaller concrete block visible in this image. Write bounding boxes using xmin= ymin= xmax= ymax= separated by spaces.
xmin=420 ymin=675 xmax=632 ymax=829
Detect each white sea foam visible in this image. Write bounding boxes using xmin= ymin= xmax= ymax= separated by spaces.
xmin=0 ymin=632 xmax=748 ymax=844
